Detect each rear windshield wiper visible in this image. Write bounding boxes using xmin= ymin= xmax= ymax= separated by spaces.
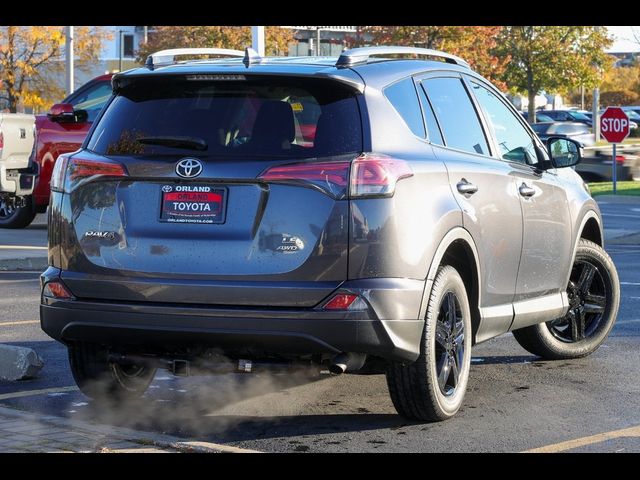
xmin=137 ymin=136 xmax=208 ymax=151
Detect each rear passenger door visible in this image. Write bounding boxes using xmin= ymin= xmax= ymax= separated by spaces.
xmin=418 ymin=73 xmax=523 ymax=342
xmin=466 ymin=78 xmax=572 ymax=329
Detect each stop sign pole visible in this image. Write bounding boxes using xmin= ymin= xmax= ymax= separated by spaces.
xmin=600 ymin=107 xmax=630 ymax=194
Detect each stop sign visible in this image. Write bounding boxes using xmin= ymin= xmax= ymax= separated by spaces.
xmin=600 ymin=107 xmax=630 ymax=143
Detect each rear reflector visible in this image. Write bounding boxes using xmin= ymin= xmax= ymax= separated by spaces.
xmin=322 ymin=293 xmax=367 ymax=311
xmin=42 ymin=281 xmax=74 ymax=300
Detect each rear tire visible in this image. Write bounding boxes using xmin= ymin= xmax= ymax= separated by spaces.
xmin=68 ymin=342 xmax=156 ymax=400
xmin=386 ymin=265 xmax=472 ymax=421
xmin=0 ymin=196 xmax=36 ymax=229
xmin=512 ymin=239 xmax=620 ymax=360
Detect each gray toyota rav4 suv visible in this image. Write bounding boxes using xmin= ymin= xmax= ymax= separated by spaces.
xmin=41 ymin=46 xmax=620 ymax=421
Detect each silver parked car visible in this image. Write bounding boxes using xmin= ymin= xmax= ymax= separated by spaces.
xmin=531 ymin=121 xmax=596 ymax=147
xmin=41 ymin=46 xmax=620 ymax=421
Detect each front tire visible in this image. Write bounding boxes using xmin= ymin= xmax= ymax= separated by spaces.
xmin=0 ymin=196 xmax=36 ymax=229
xmin=513 ymin=239 xmax=620 ymax=360
xmin=68 ymin=342 xmax=156 ymax=400
xmin=386 ymin=265 xmax=472 ymax=421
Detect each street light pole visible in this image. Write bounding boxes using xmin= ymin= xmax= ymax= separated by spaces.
xmin=118 ymin=30 xmax=123 ymax=72
xmin=593 ymin=86 xmax=600 ymax=143
xmin=316 ymin=27 xmax=321 ymax=56
xmin=251 ymin=26 xmax=265 ymax=56
xmin=65 ymin=26 xmax=74 ymax=96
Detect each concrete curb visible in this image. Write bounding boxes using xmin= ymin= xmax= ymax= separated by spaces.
xmin=0 ymin=404 xmax=259 ymax=453
xmin=0 ymin=257 xmax=48 ymax=272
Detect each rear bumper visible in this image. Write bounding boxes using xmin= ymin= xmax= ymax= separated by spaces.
xmin=40 ymin=271 xmax=425 ymax=363
xmin=0 ymin=164 xmax=37 ymax=196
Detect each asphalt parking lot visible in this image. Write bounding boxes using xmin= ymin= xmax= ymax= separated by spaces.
xmin=1 ymin=199 xmax=639 ymax=453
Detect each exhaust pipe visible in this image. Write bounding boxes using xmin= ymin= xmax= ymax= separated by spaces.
xmin=329 ymin=352 xmax=367 ymax=375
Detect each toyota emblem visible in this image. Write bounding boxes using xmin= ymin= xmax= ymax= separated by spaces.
xmin=175 ymin=158 xmax=203 ymax=178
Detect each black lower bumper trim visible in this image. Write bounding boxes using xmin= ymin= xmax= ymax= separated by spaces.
xmin=40 ymin=302 xmax=422 ymax=362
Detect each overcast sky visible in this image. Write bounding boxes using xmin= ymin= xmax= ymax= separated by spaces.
xmin=606 ymin=26 xmax=640 ymax=52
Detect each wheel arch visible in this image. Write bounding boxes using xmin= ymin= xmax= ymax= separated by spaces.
xmin=564 ymin=210 xmax=603 ymax=287
xmin=580 ymin=214 xmax=603 ymax=247
xmin=420 ymin=227 xmax=482 ymax=345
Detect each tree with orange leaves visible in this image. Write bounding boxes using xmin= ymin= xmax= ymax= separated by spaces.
xmin=136 ymin=26 xmax=294 ymax=62
xmin=0 ymin=26 xmax=110 ymax=112
xmin=359 ymin=26 xmax=508 ymax=89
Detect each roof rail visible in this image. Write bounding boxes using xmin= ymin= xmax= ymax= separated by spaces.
xmin=336 ymin=46 xmax=470 ymax=69
xmin=145 ymin=48 xmax=245 ymax=69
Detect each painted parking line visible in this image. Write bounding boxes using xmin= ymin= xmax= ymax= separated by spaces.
xmin=0 ymin=245 xmax=47 ymax=250
xmin=0 ymin=320 xmax=40 ymax=326
xmin=614 ymin=319 xmax=640 ymax=324
xmin=0 ymin=278 xmax=40 ymax=284
xmin=0 ymin=271 xmax=41 ymax=274
xmin=524 ymin=424 xmax=640 ymax=453
xmin=621 ymin=282 xmax=640 ymax=286
xmin=0 ymin=386 xmax=79 ymax=401
xmin=600 ymin=213 xmax=640 ymax=219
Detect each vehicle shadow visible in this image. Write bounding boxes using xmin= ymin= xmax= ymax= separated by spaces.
xmin=82 ymin=404 xmax=412 ymax=442
xmin=74 ymin=371 xmax=416 ymax=440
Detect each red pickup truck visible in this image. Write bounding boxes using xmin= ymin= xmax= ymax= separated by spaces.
xmin=0 ymin=74 xmax=113 ymax=228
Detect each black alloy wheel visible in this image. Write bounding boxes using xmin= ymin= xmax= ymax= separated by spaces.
xmin=435 ymin=291 xmax=465 ymax=397
xmin=547 ymin=260 xmax=607 ymax=343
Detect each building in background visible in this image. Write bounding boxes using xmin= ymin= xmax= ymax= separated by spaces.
xmin=605 ymin=27 xmax=640 ymax=67
xmin=72 ymin=26 xmax=150 ymax=87
xmin=283 ymin=26 xmax=368 ymax=56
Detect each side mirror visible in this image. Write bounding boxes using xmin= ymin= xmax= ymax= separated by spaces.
xmin=47 ymin=103 xmax=77 ymax=123
xmin=546 ymin=137 xmax=581 ymax=168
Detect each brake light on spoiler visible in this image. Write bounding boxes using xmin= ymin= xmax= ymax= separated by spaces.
xmin=257 ymin=154 xmax=413 ymax=199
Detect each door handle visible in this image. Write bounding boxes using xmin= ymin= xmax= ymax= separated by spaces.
xmin=519 ymin=183 xmax=536 ymax=198
xmin=457 ymin=179 xmax=478 ymax=195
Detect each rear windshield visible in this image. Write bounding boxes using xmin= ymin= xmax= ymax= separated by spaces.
xmin=87 ymin=76 xmax=363 ymax=158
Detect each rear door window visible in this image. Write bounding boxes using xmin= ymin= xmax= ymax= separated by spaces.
xmin=422 ymin=77 xmax=489 ymax=155
xmin=469 ymin=81 xmax=538 ymax=165
xmin=417 ymin=83 xmax=444 ymax=145
xmin=88 ymin=77 xmax=362 ymax=158
xmin=384 ymin=77 xmax=425 ymax=138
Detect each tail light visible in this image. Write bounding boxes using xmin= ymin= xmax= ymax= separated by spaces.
xmin=321 ymin=293 xmax=367 ymax=311
xmin=257 ymin=153 xmax=412 ymax=199
xmin=0 ymin=130 xmax=3 ymax=157
xmin=258 ymin=161 xmax=350 ymax=198
xmin=615 ymin=155 xmax=625 ymax=165
xmin=50 ymin=154 xmax=127 ymax=193
xmin=350 ymin=154 xmax=413 ymax=198
xmin=42 ymin=280 xmax=74 ymax=300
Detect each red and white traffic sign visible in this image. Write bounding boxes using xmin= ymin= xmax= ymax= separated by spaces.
xmin=600 ymin=107 xmax=630 ymax=143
